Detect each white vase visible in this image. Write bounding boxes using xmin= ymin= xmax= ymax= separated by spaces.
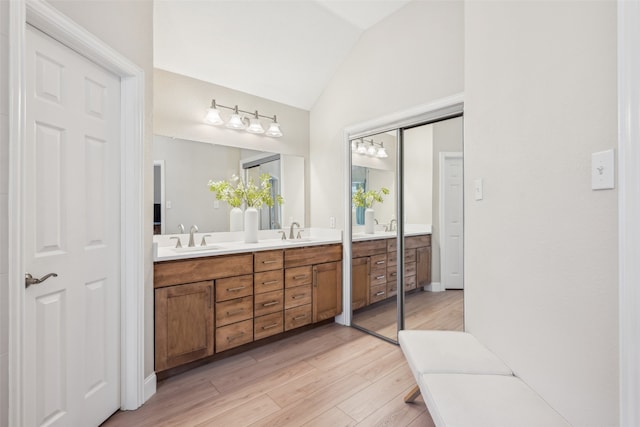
xmin=230 ymin=207 xmax=243 ymax=232
xmin=244 ymin=207 xmax=259 ymax=243
xmin=364 ymin=208 xmax=375 ymax=234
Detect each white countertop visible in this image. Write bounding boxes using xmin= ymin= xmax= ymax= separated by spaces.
xmin=351 ymin=223 xmax=432 ymax=241
xmin=154 ymin=228 xmax=343 ymax=262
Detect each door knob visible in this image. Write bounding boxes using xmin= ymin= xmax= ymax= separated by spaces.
xmin=25 ymin=272 xmax=58 ymax=288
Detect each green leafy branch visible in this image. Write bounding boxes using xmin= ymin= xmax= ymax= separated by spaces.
xmin=352 ymin=187 xmax=390 ymax=209
xmin=208 ymin=173 xmax=284 ymax=209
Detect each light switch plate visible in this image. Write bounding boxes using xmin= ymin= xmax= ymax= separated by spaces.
xmin=592 ymin=149 xmax=615 ymax=190
xmin=474 ymin=178 xmax=483 ymax=201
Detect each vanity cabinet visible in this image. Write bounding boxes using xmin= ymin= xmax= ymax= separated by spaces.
xmin=154 ymin=244 xmax=342 ymax=374
xmin=155 ymin=281 xmax=214 ymax=372
xmin=351 ymin=257 xmax=369 ymax=310
xmin=351 ymin=234 xmax=431 ymax=311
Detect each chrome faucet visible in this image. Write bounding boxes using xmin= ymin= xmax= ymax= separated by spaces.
xmin=177 ymin=224 xmax=185 ymax=234
xmin=289 ymin=222 xmax=300 ymax=239
xmin=389 ymin=219 xmax=397 ymax=232
xmin=188 ymin=225 xmax=198 ymax=247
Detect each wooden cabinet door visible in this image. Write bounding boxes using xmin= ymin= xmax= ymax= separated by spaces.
xmin=351 ymin=257 xmax=370 ymax=310
xmin=416 ymin=246 xmax=432 ymax=287
xmin=313 ymin=261 xmax=343 ymax=322
xmin=155 ymin=281 xmax=214 ymax=371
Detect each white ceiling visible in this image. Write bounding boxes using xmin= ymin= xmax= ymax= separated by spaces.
xmin=154 ymin=0 xmax=411 ymax=110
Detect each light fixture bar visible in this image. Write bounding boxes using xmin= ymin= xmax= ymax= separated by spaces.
xmin=209 ymin=99 xmax=278 ymax=123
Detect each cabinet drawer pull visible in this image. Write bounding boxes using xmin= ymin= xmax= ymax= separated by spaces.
xmin=375 ymin=291 xmax=385 ymax=296
xmin=375 ymin=260 xmax=385 ymax=265
xmin=263 ymin=301 xmax=279 ymax=307
xmin=293 ymin=275 xmax=307 ymax=280
xmin=226 ymin=309 xmax=244 ymax=316
xmin=261 ymin=280 xmax=279 ymax=285
xmin=376 ymin=275 xmax=385 ymax=280
xmin=227 ymin=286 xmax=246 ymax=292
xmin=262 ymin=260 xmax=278 ymax=264
xmin=262 ymin=323 xmax=280 ymax=330
xmin=227 ymin=332 xmax=245 ymax=341
xmin=293 ymin=314 xmax=307 ymax=320
xmin=292 ymin=294 xmax=305 ymax=299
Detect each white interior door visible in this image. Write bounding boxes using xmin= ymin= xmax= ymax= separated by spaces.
xmin=23 ymin=25 xmax=121 ymax=426
xmin=440 ymin=153 xmax=464 ymax=289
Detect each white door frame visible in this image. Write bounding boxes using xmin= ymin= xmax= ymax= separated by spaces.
xmin=8 ymin=1 xmax=146 ymax=425
xmin=439 ymin=152 xmax=463 ymax=291
xmin=618 ymin=1 xmax=640 ymax=425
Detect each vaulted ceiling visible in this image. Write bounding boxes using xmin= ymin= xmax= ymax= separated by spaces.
xmin=154 ymin=0 xmax=411 ymax=110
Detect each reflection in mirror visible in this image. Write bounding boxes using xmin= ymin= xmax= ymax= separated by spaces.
xmin=351 ymin=130 xmax=399 ymax=342
xmin=153 ymin=135 xmax=304 ymax=235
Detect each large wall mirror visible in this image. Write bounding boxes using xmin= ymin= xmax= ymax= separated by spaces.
xmin=153 ymin=135 xmax=305 ymax=235
xmin=349 ymin=115 xmax=465 ymax=343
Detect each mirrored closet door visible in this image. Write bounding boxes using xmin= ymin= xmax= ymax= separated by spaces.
xmin=349 ymin=114 xmax=465 ymax=343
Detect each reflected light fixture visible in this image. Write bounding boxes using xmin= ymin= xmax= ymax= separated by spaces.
xmin=352 ymin=138 xmax=389 ymax=158
xmin=204 ymin=98 xmax=283 ymax=138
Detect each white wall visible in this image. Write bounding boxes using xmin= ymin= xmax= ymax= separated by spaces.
xmin=404 ymin=124 xmax=434 ymax=225
xmin=0 ymin=1 xmax=9 ymax=424
xmin=46 ymin=0 xmax=156 ymax=378
xmin=464 ymin=2 xmax=618 ymax=425
xmin=154 ymin=69 xmax=310 ymax=226
xmin=309 ymin=0 xmax=464 ymax=230
xmin=432 ymin=116 xmax=464 ymax=283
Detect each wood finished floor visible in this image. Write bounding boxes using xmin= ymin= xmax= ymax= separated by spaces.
xmin=103 ymin=291 xmax=464 ymax=427
xmin=353 ymin=290 xmax=464 ymax=340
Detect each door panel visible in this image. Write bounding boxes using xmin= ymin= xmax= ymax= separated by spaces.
xmin=442 ymin=156 xmax=464 ymax=289
xmin=25 ymin=25 xmax=121 ymax=427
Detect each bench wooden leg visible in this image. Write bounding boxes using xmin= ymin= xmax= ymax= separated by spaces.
xmin=404 ymin=384 xmax=421 ymax=403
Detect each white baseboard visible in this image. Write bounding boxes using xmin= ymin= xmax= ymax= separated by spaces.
xmin=144 ymin=373 xmax=157 ymax=403
xmin=423 ymin=282 xmax=444 ymax=292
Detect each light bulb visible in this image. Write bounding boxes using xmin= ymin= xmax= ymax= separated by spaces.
xmin=265 ymin=122 xmax=283 ymax=137
xmin=226 ymin=113 xmax=245 ymax=130
xmin=204 ymin=107 xmax=224 ymax=125
xmin=367 ymin=143 xmax=377 ymax=156
xmin=247 ymin=117 xmax=265 ymax=134
xmin=377 ymin=146 xmax=388 ymax=158
xmin=356 ymin=141 xmax=367 ymax=154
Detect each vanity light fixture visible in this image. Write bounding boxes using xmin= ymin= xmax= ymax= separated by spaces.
xmin=204 ymin=98 xmax=283 ymax=137
xmin=352 ymin=138 xmax=389 ymax=158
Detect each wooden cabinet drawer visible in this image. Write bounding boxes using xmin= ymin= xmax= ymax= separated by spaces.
xmin=405 ymin=249 xmax=416 ymax=264
xmin=155 ymin=253 xmax=253 ymax=288
xmin=404 ymin=275 xmax=417 ymax=291
xmin=387 ymin=281 xmax=398 ymax=298
xmin=285 ymin=244 xmax=342 ymax=268
xmin=254 ymin=312 xmax=284 ymax=340
xmin=370 ymin=253 xmax=387 ymax=268
xmin=216 ymin=319 xmax=253 ymax=353
xmin=370 ymin=283 xmax=387 ymax=304
xmin=216 ymin=296 xmax=253 ymax=327
xmin=285 ymin=304 xmax=312 ymax=331
xmin=254 ymin=250 xmax=284 ymax=272
xmin=285 ymin=266 xmax=312 ymax=288
xmin=254 ymin=290 xmax=284 ymax=317
xmin=406 ymin=235 xmax=431 ymax=249
xmin=254 ymin=270 xmax=283 ymax=294
xmin=370 ymin=268 xmax=387 ymax=286
xmin=405 ymin=262 xmax=416 ymax=277
xmin=284 ymin=285 xmax=312 ymax=309
xmin=387 ymin=238 xmax=397 ymax=253
xmin=352 ymin=239 xmax=387 ymax=258
xmin=387 ymin=265 xmax=397 ymax=281
xmin=215 ymin=274 xmax=253 ymax=302
xmin=387 ymin=250 xmax=397 ymax=266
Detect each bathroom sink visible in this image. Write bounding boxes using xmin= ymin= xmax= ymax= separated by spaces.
xmin=173 ymin=245 xmax=224 ymax=253
xmin=283 ymin=237 xmax=316 ymax=244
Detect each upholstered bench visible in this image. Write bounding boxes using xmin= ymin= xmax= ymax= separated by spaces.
xmin=398 ymin=330 xmax=570 ymax=427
